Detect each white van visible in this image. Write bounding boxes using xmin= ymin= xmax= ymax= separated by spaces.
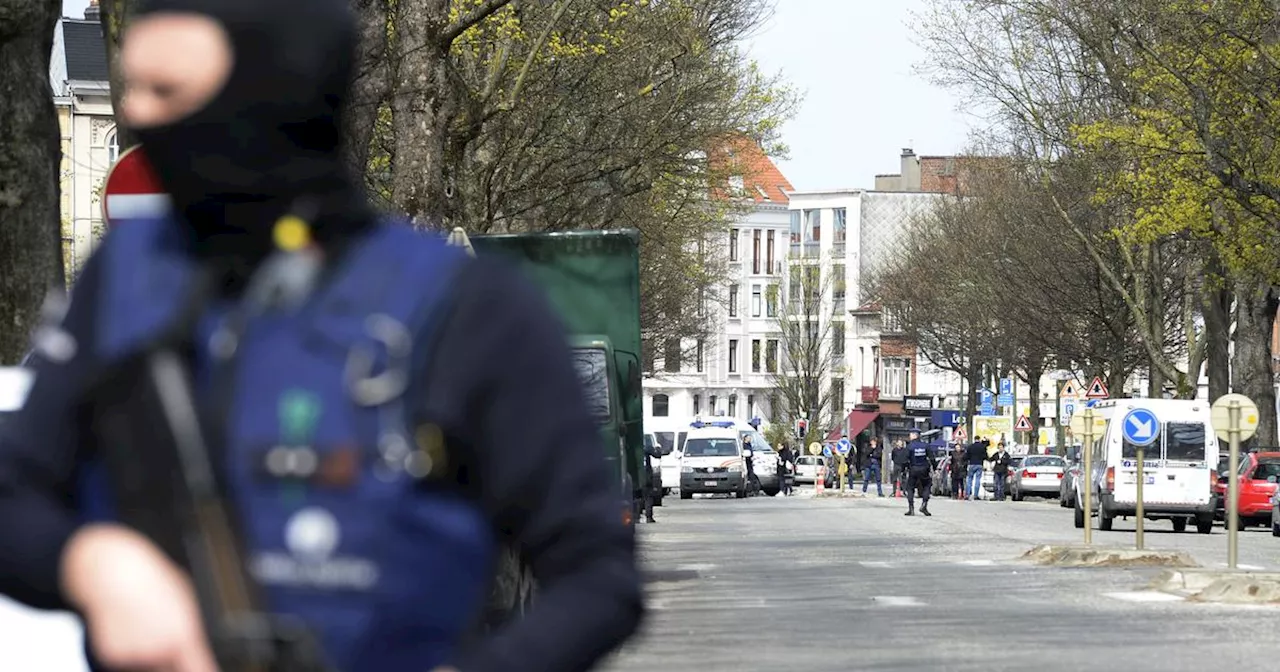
xmin=1078 ymin=399 xmax=1218 ymax=534
xmin=679 ymin=426 xmax=748 ymax=499
xmin=648 ymin=416 xmax=693 ymax=495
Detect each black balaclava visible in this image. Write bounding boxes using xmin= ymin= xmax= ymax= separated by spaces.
xmin=130 ymin=0 xmax=372 ymax=289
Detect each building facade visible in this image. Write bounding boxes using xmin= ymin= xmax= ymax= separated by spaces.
xmin=642 ymin=143 xmax=794 ymax=426
xmin=50 ymin=3 xmax=117 ymax=280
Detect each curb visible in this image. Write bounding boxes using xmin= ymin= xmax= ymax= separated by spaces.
xmin=1022 ymin=544 xmax=1199 ymax=568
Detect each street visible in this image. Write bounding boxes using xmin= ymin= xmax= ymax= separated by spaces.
xmin=605 ymin=490 xmax=1280 ymax=672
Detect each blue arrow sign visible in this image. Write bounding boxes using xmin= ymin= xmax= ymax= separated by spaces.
xmin=1121 ymin=408 xmax=1160 ymax=447
xmin=1000 ymin=378 xmax=1014 ymax=396
xmin=837 ymin=439 xmax=851 ymax=454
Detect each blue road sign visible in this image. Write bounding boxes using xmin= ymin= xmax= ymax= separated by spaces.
xmin=1085 ymin=399 xmax=1098 ymax=408
xmin=997 ymin=393 xmax=1014 ymax=406
xmin=978 ymin=389 xmax=993 ymax=403
xmin=837 ymin=438 xmax=851 ymax=454
xmin=1064 ymin=402 xmax=1076 ymax=417
xmin=1000 ymin=378 xmax=1014 ymax=396
xmin=1121 ymin=408 xmax=1160 ymax=447
xmin=979 ymin=402 xmax=994 ymax=416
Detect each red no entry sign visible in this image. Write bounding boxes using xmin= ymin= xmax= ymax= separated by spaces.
xmin=101 ymin=146 xmax=170 ymax=225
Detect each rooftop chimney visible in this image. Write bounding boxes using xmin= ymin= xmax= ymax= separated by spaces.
xmin=901 ymin=147 xmax=915 ymax=157
xmin=85 ymin=0 xmax=100 ymax=21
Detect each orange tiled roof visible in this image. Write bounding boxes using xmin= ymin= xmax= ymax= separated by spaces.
xmin=711 ymin=137 xmax=794 ymax=203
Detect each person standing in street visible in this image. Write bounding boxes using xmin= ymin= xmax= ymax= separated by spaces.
xmin=990 ymin=442 xmax=1012 ymax=501
xmin=862 ymin=438 xmax=883 ymax=497
xmin=950 ymin=442 xmax=967 ymax=499
xmin=965 ymin=437 xmax=990 ymax=501
xmin=642 ymin=435 xmax=660 ymax=523
xmin=778 ymin=443 xmax=794 ymax=496
xmin=843 ymin=447 xmax=857 ymax=490
xmin=891 ymin=440 xmax=910 ymax=497
xmin=904 ymin=431 xmax=936 ymax=516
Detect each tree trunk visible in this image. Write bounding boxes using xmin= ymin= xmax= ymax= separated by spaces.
xmin=1233 ymin=278 xmax=1278 ymax=445
xmin=1145 ymin=244 xmax=1166 ymax=396
xmin=1024 ymin=359 xmax=1044 ymax=452
xmin=343 ymin=0 xmax=390 ymax=182
xmin=965 ymin=363 xmax=981 ymax=441
xmin=0 ymin=0 xmax=66 ymax=363
xmin=389 ymin=0 xmax=456 ymax=228
xmin=1204 ymin=271 xmax=1232 ymax=402
xmin=98 ymin=0 xmax=135 ymax=150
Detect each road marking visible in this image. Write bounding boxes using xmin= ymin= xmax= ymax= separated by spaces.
xmin=1215 ymin=563 xmax=1266 ymax=571
xmin=859 ymin=561 xmax=893 ymax=568
xmin=872 ymin=595 xmax=925 ymax=607
xmin=676 ymin=563 xmax=716 ymax=572
xmin=1103 ymin=591 xmax=1185 ymax=603
xmin=956 ymin=559 xmax=996 ymax=566
xmin=648 ymin=597 xmax=768 ymax=611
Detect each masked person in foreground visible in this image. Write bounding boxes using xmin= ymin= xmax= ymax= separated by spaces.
xmin=0 ymin=0 xmax=643 ymax=670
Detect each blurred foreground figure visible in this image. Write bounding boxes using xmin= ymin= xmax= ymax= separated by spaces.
xmin=0 ymin=1 xmax=642 ymax=670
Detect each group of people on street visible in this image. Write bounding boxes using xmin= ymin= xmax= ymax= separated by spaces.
xmin=945 ymin=437 xmax=1013 ymax=501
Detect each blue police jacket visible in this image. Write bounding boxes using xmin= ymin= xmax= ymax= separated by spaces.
xmin=907 ymin=440 xmax=932 ymax=469
xmin=0 ymin=217 xmax=643 ymax=671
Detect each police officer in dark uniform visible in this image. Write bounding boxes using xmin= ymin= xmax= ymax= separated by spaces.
xmin=0 ymin=1 xmax=642 ymax=670
xmin=904 ymin=431 xmax=937 ymax=516
xmin=642 ymin=437 xmax=660 ymax=523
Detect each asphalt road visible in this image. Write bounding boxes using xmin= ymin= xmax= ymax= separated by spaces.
xmin=603 ymin=489 xmax=1280 ymax=672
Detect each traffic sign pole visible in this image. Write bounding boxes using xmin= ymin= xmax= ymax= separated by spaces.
xmin=1211 ymin=393 xmax=1259 ymax=569
xmin=1227 ymin=399 xmax=1241 ymax=569
xmin=1135 ymin=445 xmax=1145 ymax=550
xmin=1082 ymin=407 xmax=1095 ymax=546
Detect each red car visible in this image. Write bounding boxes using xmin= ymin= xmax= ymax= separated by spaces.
xmin=1214 ymin=451 xmax=1280 ymax=527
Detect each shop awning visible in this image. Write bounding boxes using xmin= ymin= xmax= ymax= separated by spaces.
xmin=827 ymin=409 xmax=880 ymax=441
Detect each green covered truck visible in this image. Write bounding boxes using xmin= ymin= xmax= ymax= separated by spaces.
xmin=446 ymin=227 xmax=648 ymax=626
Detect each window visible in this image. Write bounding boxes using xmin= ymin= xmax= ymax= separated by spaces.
xmin=652 ymin=393 xmax=669 ymax=417
xmin=833 ymin=264 xmax=846 ymax=301
xmin=804 ymin=266 xmax=821 ymax=303
xmin=834 ymin=207 xmax=847 ymax=242
xmin=882 ymin=307 xmax=903 ymax=333
xmin=729 ymin=229 xmax=739 ymax=261
xmin=789 ymin=210 xmax=801 ymax=243
xmin=807 ymin=320 xmax=820 ymax=347
xmin=692 ymin=394 xmax=701 ymax=416
xmin=766 ymin=339 xmax=779 ymax=372
xmin=685 ymin=438 xmax=738 ymax=457
xmin=709 ymin=395 xmax=717 ymax=413
xmin=752 ymin=229 xmax=761 ymax=274
xmin=728 ymin=395 xmax=737 ymax=418
xmin=747 ymin=394 xmax=755 ymax=418
xmin=695 ymin=339 xmax=704 ymax=372
xmin=752 ymin=285 xmax=762 ymax=317
xmin=789 ymin=266 xmax=801 ymax=302
xmin=106 ymin=130 xmax=120 ymax=164
xmin=728 ymin=339 xmax=739 ymax=373
xmin=880 ymin=357 xmax=912 ymax=398
xmin=663 ymin=338 xmax=681 ymax=373
xmin=1164 ymin=422 xmax=1207 ymax=462
xmin=572 ymin=349 xmax=613 ymax=421
xmin=729 ymin=284 xmax=739 ymax=317
xmin=831 ymin=379 xmax=844 ymax=417
xmin=769 ymin=394 xmax=779 ymax=419
xmin=805 ymin=209 xmax=820 ymax=241
xmin=832 ymin=322 xmax=845 ymax=356
xmin=766 ymin=285 xmax=778 ymax=317
xmin=766 ymin=231 xmax=775 ymax=273
xmin=752 ymin=339 xmax=762 ymax=372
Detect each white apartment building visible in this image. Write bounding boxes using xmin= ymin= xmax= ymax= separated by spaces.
xmin=642 ymin=144 xmax=794 ymax=426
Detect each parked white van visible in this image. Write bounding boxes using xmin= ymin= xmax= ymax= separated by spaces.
xmin=679 ymin=425 xmax=747 ymax=499
xmin=1077 ymin=399 xmax=1219 ymax=534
